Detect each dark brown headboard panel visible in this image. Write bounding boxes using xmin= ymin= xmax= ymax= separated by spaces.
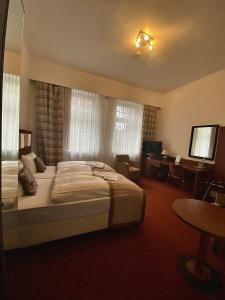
xmin=19 ymin=129 xmax=32 ymax=157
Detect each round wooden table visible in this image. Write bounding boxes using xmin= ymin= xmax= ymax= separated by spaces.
xmin=172 ymin=198 xmax=225 ymax=291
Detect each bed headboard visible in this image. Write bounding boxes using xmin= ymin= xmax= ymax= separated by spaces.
xmin=19 ymin=129 xmax=32 ymax=157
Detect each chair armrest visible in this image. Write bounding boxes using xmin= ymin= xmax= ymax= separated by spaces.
xmin=115 ymin=162 xmax=129 ymax=177
xmin=129 ymin=160 xmax=140 ymax=168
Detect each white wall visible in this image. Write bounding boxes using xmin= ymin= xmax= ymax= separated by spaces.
xmin=6 ymin=48 xmax=225 ymax=161
xmin=29 ymin=56 xmax=164 ymax=108
xmin=4 ymin=49 xmax=164 ymax=130
xmin=3 ymin=50 xmax=20 ymax=75
xmin=157 ymin=68 xmax=225 ymax=160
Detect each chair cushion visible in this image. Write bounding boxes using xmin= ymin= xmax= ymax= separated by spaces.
xmin=129 ymin=166 xmax=140 ymax=181
xmin=129 ymin=166 xmax=140 ymax=173
xmin=216 ymin=192 xmax=225 ymax=206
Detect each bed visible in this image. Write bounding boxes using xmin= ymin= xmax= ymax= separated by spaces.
xmin=3 ymin=153 xmax=146 ymax=249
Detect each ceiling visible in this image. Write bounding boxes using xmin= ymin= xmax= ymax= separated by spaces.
xmin=15 ymin=1 xmax=225 ymax=92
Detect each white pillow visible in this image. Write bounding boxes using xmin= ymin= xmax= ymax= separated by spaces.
xmin=216 ymin=192 xmax=225 ymax=206
xmin=18 ymin=160 xmax=23 ymax=171
xmin=21 ymin=151 xmax=37 ymax=173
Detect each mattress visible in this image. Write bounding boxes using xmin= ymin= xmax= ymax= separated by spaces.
xmin=33 ymin=166 xmax=56 ymax=179
xmin=3 ymin=177 xmax=110 ymax=230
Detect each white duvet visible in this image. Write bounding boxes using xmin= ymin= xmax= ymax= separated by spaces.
xmin=52 ymin=161 xmax=145 ymax=226
xmin=52 ymin=173 xmax=110 ymax=203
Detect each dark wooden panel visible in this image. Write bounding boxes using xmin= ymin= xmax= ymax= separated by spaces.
xmin=213 ymin=126 xmax=225 ymax=181
xmin=19 ymin=129 xmax=32 ymax=157
xmin=180 ymin=158 xmax=213 ymax=171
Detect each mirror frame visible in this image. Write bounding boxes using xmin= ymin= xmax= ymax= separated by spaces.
xmin=188 ymin=124 xmax=219 ymax=160
xmin=0 ymin=0 xmax=10 ymax=298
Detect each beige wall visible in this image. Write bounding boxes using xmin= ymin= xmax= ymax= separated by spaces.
xmin=3 ymin=50 xmax=20 ymax=75
xmin=7 ymin=49 xmax=163 ymax=130
xmin=5 ymin=48 xmax=225 ymax=161
xmin=157 ymin=68 xmax=225 ymax=160
xmin=29 ymin=56 xmax=164 ymax=108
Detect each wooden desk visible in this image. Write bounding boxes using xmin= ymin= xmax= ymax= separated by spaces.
xmin=172 ymin=199 xmax=225 ymax=291
xmin=142 ymin=158 xmax=212 ymax=198
xmin=181 ymin=164 xmax=211 ymax=198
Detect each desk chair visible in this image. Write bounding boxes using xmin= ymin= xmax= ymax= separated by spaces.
xmin=202 ymin=183 xmax=225 ymax=257
xmin=212 ymin=193 xmax=225 ymax=258
xmin=203 ymin=180 xmax=225 ymax=201
xmin=167 ymin=163 xmax=185 ymax=189
xmin=115 ymin=154 xmax=140 ymax=182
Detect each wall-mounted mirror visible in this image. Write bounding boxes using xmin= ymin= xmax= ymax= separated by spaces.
xmin=2 ymin=0 xmax=24 ymax=210
xmin=188 ymin=125 xmax=219 ymax=160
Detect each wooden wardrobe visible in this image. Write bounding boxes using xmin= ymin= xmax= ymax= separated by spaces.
xmin=214 ymin=126 xmax=225 ymax=181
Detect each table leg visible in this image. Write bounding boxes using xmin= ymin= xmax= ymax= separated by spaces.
xmin=177 ymin=232 xmax=222 ymax=291
xmin=202 ymin=183 xmax=213 ymax=201
xmin=186 ymin=233 xmax=211 ymax=280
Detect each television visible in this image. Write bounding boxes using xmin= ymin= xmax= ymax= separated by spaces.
xmin=142 ymin=141 xmax=163 ymax=157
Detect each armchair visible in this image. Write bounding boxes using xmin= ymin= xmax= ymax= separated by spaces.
xmin=115 ymin=155 xmax=140 ymax=182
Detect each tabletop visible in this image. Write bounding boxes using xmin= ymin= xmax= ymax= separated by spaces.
xmin=146 ymin=158 xmax=211 ymax=173
xmin=172 ymin=198 xmax=225 ymax=238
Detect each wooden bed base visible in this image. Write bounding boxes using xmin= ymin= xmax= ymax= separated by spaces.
xmin=3 ymin=212 xmax=108 ymax=250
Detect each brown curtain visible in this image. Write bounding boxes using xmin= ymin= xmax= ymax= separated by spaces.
xmin=35 ymin=81 xmax=69 ymax=165
xmin=142 ymin=105 xmax=159 ymax=141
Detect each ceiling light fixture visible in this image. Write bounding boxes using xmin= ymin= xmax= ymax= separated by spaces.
xmin=135 ymin=31 xmax=153 ymax=51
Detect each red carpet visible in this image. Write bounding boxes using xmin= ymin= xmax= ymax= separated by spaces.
xmin=4 ymin=178 xmax=225 ymax=300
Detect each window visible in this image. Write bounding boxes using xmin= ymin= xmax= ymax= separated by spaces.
xmin=68 ymin=89 xmax=102 ymax=159
xmin=2 ymin=73 xmax=20 ymax=160
xmin=66 ymin=91 xmax=146 ymax=162
xmin=112 ymin=99 xmax=144 ymax=160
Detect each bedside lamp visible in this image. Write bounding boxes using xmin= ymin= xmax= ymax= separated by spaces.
xmin=162 ymin=149 xmax=168 ymax=159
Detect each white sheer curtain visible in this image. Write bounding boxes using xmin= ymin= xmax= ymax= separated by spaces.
xmin=65 ymin=89 xmax=103 ymax=161
xmin=2 ymin=73 xmax=20 ymax=160
xmin=64 ymin=91 xmax=144 ymax=164
xmin=112 ymin=99 xmax=144 ymax=160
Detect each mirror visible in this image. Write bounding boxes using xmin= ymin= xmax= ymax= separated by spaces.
xmin=188 ymin=125 xmax=219 ymax=160
xmin=2 ymin=0 xmax=24 ymax=210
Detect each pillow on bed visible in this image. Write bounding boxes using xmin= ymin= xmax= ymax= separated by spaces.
xmin=34 ymin=156 xmax=46 ymax=172
xmin=18 ymin=160 xmax=23 ymax=171
xmin=21 ymin=151 xmax=37 ymax=173
xmin=19 ymin=166 xmax=38 ymax=195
